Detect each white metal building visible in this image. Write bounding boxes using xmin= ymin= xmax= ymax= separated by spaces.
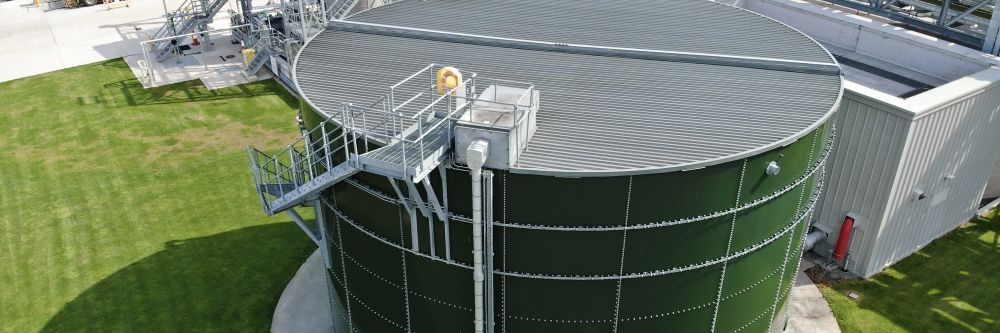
xmin=986 ymin=157 xmax=1000 ymax=199
xmin=743 ymin=0 xmax=1000 ymax=277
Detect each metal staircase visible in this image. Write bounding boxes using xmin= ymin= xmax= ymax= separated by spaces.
xmin=326 ymin=0 xmax=406 ymax=21
xmin=246 ymin=103 xmax=454 ymax=215
xmin=150 ymin=0 xmax=229 ymax=61
xmin=248 ymin=65 xmax=471 ymax=215
xmin=283 ymin=0 xmax=327 ymax=40
xmin=327 ymin=0 xmax=360 ymax=20
xmin=243 ymin=27 xmax=284 ymax=76
xmin=248 ymin=64 xmax=539 ymax=216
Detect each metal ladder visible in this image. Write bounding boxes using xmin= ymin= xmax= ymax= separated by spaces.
xmin=149 ymin=0 xmax=229 ymax=61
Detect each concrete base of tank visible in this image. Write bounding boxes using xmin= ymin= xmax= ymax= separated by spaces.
xmin=271 ymin=250 xmax=340 ymax=333
xmin=272 ymin=251 xmax=839 ymax=333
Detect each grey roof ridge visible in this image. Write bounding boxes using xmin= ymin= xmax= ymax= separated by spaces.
xmin=327 ymin=20 xmax=841 ymax=76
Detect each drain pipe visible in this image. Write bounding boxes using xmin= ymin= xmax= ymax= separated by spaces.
xmin=466 ymin=139 xmax=490 ymax=333
xmin=803 ymin=229 xmax=826 ymax=252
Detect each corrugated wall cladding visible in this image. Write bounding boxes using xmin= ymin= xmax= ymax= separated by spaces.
xmin=864 ymin=83 xmax=1000 ymax=277
xmin=814 ymin=91 xmax=910 ymax=273
xmin=987 ymin=154 xmax=1000 ymax=199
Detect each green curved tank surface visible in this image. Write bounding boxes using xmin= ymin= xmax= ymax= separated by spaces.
xmin=303 ymin=100 xmax=833 ymax=332
xmin=283 ymin=1 xmax=843 ymax=332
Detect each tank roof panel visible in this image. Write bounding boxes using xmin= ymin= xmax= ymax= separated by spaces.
xmin=295 ymin=0 xmax=843 ymax=175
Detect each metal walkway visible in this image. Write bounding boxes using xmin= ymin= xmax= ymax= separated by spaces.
xmin=247 ymin=64 xmax=498 ymax=215
xmin=149 ymin=0 xmax=229 ymax=61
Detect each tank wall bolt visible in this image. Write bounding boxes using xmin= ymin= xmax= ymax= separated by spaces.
xmin=766 ymin=161 xmax=781 ymax=176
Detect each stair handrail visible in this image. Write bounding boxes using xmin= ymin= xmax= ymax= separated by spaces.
xmin=248 ymin=119 xmax=355 ymax=212
xmin=148 ymin=0 xmax=228 ymax=61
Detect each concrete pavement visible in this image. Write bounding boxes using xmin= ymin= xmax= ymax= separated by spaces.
xmin=0 ymin=0 xmax=233 ymax=83
xmin=786 ymin=260 xmax=841 ymax=333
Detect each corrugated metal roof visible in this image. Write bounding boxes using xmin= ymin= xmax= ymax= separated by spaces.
xmin=295 ymin=0 xmax=843 ymax=175
xmin=349 ymin=0 xmax=835 ymax=64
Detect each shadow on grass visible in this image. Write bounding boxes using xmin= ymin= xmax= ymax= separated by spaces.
xmin=40 ymin=222 xmax=314 ymax=332
xmin=829 ymin=213 xmax=1000 ymax=333
xmin=93 ymin=77 xmax=298 ymax=109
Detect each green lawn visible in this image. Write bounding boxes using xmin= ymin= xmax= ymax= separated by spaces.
xmin=820 ymin=209 xmax=1000 ymax=333
xmin=0 ymin=60 xmax=315 ymax=332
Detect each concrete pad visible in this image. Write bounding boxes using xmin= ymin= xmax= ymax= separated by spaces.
xmin=272 ymin=250 xmax=336 ymax=333
xmin=276 ymin=252 xmax=842 ymax=333
xmin=122 ymin=31 xmax=270 ymax=89
xmin=786 ymin=260 xmax=841 ymax=333
xmin=0 ymin=0 xmax=242 ymax=83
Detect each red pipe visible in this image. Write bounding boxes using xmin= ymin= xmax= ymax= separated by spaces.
xmin=833 ymin=216 xmax=855 ymax=261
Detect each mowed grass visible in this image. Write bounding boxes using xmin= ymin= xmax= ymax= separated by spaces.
xmin=0 ymin=60 xmax=315 ymax=332
xmin=820 ymin=209 xmax=1000 ymax=333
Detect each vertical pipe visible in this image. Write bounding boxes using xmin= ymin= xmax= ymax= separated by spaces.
xmin=143 ymin=42 xmax=154 ymax=85
xmin=984 ymin=0 xmax=1000 ymax=55
xmin=467 ymin=140 xmax=490 ymax=333
xmin=440 ymin=166 xmax=451 ymax=261
xmin=937 ymin=0 xmax=953 ymax=25
xmin=320 ymin=0 xmax=328 ymax=23
xmin=483 ymin=170 xmax=495 ymax=333
xmin=299 ymin=0 xmax=308 ymax=37
xmin=408 ymin=206 xmax=419 ymax=249
xmin=470 ymin=166 xmax=484 ymax=333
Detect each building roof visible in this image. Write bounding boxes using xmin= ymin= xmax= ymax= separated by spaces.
xmin=295 ymin=0 xmax=843 ymax=176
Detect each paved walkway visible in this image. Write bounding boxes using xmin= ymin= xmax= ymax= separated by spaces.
xmin=786 ymin=260 xmax=841 ymax=333
xmin=273 ymin=251 xmax=841 ymax=333
xmin=0 ymin=0 xmax=241 ymax=83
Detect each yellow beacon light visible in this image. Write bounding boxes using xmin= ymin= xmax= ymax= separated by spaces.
xmin=436 ymin=66 xmax=463 ymax=95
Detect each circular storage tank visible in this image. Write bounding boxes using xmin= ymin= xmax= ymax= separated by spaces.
xmin=293 ymin=1 xmax=843 ymax=332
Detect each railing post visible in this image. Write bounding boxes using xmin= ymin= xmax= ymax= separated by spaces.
xmin=389 ymin=87 xmax=395 ymax=112
xmin=272 ymin=155 xmax=283 ymax=197
xmin=362 ymin=111 xmax=369 ymax=152
xmin=401 ymin=135 xmax=408 ymax=179
xmin=247 ymin=147 xmax=270 ymax=213
xmin=349 ymin=105 xmax=360 ymax=163
xmin=418 ymin=119 xmax=424 ymax=164
xmin=289 ymin=146 xmax=300 ymax=186
xmin=322 ymin=122 xmax=332 ymax=169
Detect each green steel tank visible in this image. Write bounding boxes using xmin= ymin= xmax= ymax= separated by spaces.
xmin=287 ymin=0 xmax=844 ymax=332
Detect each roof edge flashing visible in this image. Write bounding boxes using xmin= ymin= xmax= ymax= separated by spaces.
xmin=841 ymin=67 xmax=1000 ymax=117
xmin=327 ymin=20 xmax=841 ymax=76
xmin=741 ymin=0 xmax=1000 ymax=80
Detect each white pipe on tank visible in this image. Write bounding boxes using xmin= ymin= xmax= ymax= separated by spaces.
xmin=466 ymin=139 xmax=490 ymax=333
xmin=804 ymin=229 xmax=827 ymax=252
